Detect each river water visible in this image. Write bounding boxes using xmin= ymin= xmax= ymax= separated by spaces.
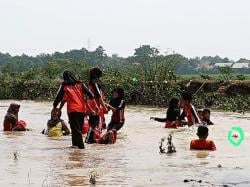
xmin=0 ymin=100 xmax=250 ymax=186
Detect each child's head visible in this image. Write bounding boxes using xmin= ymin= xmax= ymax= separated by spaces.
xmin=89 ymin=67 xmax=102 ymax=81
xmin=51 ymin=108 xmax=61 ymax=120
xmin=203 ymin=109 xmax=211 ymax=120
xmin=8 ymin=103 xmax=20 ymax=114
xmin=63 ymin=70 xmax=78 ymax=84
xmin=197 ymin=126 xmax=209 ymax=139
xmin=112 ymin=87 xmax=124 ymax=99
xmin=168 ymin=97 xmax=180 ymax=109
xmin=181 ymin=92 xmax=192 ymax=106
xmin=197 ymin=110 xmax=203 ymax=121
xmin=103 ymin=129 xmax=117 ymax=144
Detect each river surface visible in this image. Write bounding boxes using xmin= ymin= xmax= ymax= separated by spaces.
xmin=0 ymin=100 xmax=250 ymax=187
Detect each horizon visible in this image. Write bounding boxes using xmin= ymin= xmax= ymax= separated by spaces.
xmin=1 ymin=0 xmax=250 ymax=61
xmin=0 ymin=46 xmax=249 ymax=62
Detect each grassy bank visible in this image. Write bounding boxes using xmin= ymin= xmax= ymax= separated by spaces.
xmin=0 ymin=78 xmax=249 ymax=113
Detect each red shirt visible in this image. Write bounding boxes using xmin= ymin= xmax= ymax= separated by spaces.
xmin=190 ymin=139 xmax=216 ymax=151
xmin=63 ymin=83 xmax=86 ymax=113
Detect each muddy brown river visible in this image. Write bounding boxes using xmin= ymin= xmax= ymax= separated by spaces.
xmin=0 ymin=100 xmax=250 ymax=186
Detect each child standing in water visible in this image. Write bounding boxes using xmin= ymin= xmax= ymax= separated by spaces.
xmin=179 ymin=92 xmax=201 ymax=126
xmin=3 ymin=103 xmax=28 ymax=131
xmin=190 ymin=125 xmax=216 ymax=151
xmin=43 ymin=108 xmax=70 ymax=137
xmin=53 ymin=70 xmax=96 ymax=149
xmin=87 ymin=67 xmax=108 ymax=131
xmin=106 ymin=88 xmax=126 ymax=131
xmin=150 ymin=97 xmax=181 ymax=128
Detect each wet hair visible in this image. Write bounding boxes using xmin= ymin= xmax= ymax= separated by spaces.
xmin=103 ymin=129 xmax=117 ymax=144
xmin=168 ymin=97 xmax=179 ymax=110
xmin=112 ymin=87 xmax=125 ymax=99
xmin=63 ymin=70 xmax=78 ymax=84
xmin=197 ymin=126 xmax=209 ymax=138
xmin=89 ymin=67 xmax=102 ymax=81
xmin=181 ymin=92 xmax=192 ymax=102
xmin=203 ymin=108 xmax=211 ymax=114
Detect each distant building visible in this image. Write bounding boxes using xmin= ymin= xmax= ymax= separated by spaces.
xmin=215 ymin=62 xmax=250 ymax=69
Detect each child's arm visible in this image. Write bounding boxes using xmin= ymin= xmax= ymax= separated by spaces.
xmin=150 ymin=117 xmax=167 ymax=122
xmin=105 ymin=103 xmax=116 ymax=112
xmin=59 ymin=101 xmax=65 ymax=110
xmin=107 ymin=100 xmax=125 ymax=112
xmin=53 ymin=85 xmax=64 ymax=109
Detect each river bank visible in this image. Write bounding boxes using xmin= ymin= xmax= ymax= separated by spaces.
xmin=0 ymin=79 xmax=249 ymax=112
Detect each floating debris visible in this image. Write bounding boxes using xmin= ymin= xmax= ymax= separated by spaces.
xmin=159 ymin=137 xmax=166 ymax=153
xmin=217 ymin=164 xmax=222 ymax=168
xmin=89 ymin=170 xmax=97 ymax=185
xmin=184 ymin=179 xmax=202 ymax=183
xmin=13 ymin=151 xmax=19 ymax=160
xmin=159 ymin=134 xmax=176 ymax=154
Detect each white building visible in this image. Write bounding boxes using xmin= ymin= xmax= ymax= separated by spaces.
xmin=215 ymin=62 xmax=250 ymax=69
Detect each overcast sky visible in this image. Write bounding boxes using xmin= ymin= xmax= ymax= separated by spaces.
xmin=0 ymin=0 xmax=249 ymax=60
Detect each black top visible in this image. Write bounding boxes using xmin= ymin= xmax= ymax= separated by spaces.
xmin=109 ymin=98 xmax=126 ymax=111
xmin=203 ymin=118 xmax=214 ymax=125
xmin=154 ymin=108 xmax=180 ymax=122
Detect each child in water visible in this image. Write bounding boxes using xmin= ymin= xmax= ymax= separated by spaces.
xmin=43 ymin=108 xmax=70 ymax=137
xmin=106 ymin=87 xmax=126 ymax=131
xmin=150 ymin=97 xmax=181 ymax=128
xmin=202 ymin=109 xmax=214 ymax=125
xmin=179 ymin=92 xmax=201 ymax=126
xmin=3 ymin=103 xmax=28 ymax=131
xmin=85 ymin=115 xmax=117 ymax=144
xmin=190 ymin=125 xmax=216 ymax=151
xmin=197 ymin=109 xmax=214 ymax=125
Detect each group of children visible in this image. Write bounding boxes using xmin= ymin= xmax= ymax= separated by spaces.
xmin=2 ymin=68 xmax=216 ymax=151
xmin=151 ymin=92 xmax=216 ymax=151
xmin=51 ymin=68 xmax=125 ymax=148
xmin=3 ymin=68 xmax=126 ymax=149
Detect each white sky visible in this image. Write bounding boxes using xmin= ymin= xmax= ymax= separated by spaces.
xmin=0 ymin=0 xmax=250 ymax=60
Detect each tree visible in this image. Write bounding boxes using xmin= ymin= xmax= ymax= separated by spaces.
xmin=134 ymin=45 xmax=159 ymax=60
xmin=218 ymin=65 xmax=234 ymax=81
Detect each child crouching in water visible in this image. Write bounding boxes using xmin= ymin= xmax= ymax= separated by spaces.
xmin=42 ymin=108 xmax=70 ymax=137
xmin=85 ymin=87 xmax=124 ymax=144
xmin=190 ymin=125 xmax=216 ymax=151
xmin=85 ymin=115 xmax=117 ymax=144
xmin=150 ymin=97 xmax=181 ymax=128
xmin=3 ymin=103 xmax=28 ymax=131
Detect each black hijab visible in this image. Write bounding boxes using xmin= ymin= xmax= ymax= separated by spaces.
xmin=7 ymin=103 xmax=20 ymax=119
xmin=63 ymin=70 xmax=78 ymax=85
